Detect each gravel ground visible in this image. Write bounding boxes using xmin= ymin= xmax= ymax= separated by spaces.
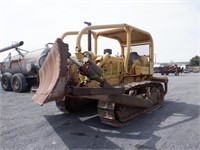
xmin=0 ymin=73 xmax=200 ymax=150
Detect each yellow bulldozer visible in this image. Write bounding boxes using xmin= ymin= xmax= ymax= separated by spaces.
xmin=32 ymin=24 xmax=168 ymax=127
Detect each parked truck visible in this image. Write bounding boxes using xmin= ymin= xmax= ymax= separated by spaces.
xmin=33 ymin=24 xmax=168 ymax=127
xmin=159 ymin=64 xmax=184 ymax=76
xmin=0 ymin=41 xmax=53 ymax=92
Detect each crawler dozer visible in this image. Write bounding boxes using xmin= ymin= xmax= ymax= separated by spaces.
xmin=32 ymin=24 xmax=168 ymax=127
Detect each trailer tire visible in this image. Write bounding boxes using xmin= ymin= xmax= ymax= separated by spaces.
xmin=11 ymin=73 xmax=27 ymax=92
xmin=1 ymin=73 xmax=12 ymax=91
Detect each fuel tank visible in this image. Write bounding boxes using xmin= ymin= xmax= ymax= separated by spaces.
xmin=1 ymin=43 xmax=52 ymax=76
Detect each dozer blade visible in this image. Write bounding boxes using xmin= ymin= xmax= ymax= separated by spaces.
xmin=32 ymin=38 xmax=70 ymax=105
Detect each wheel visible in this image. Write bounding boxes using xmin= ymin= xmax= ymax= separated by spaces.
xmin=11 ymin=73 xmax=27 ymax=92
xmin=1 ymin=73 xmax=12 ymax=91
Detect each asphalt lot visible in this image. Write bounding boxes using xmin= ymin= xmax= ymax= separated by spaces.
xmin=0 ymin=73 xmax=200 ymax=150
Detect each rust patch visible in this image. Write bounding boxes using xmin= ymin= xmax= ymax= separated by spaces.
xmin=32 ymin=38 xmax=70 ymax=105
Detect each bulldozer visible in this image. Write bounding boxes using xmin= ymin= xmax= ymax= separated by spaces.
xmin=32 ymin=24 xmax=168 ymax=127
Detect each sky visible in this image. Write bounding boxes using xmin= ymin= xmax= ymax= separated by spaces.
xmin=0 ymin=0 xmax=199 ymax=63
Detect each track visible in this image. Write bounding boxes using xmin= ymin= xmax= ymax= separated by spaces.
xmin=55 ymin=81 xmax=165 ymax=127
xmin=98 ymin=81 xmax=165 ymax=127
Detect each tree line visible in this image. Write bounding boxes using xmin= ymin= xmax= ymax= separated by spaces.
xmin=189 ymin=55 xmax=200 ymax=66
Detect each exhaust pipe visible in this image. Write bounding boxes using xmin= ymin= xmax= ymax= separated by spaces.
xmin=84 ymin=21 xmax=92 ymax=51
xmin=0 ymin=41 xmax=24 ymax=53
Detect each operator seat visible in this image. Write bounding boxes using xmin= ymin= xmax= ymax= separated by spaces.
xmin=128 ymin=52 xmax=140 ymax=67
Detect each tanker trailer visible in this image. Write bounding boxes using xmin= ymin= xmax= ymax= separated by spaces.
xmin=0 ymin=41 xmax=53 ymax=92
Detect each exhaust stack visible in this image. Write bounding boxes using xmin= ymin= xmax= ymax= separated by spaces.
xmin=0 ymin=41 xmax=24 ymax=53
xmin=84 ymin=21 xmax=92 ymax=51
